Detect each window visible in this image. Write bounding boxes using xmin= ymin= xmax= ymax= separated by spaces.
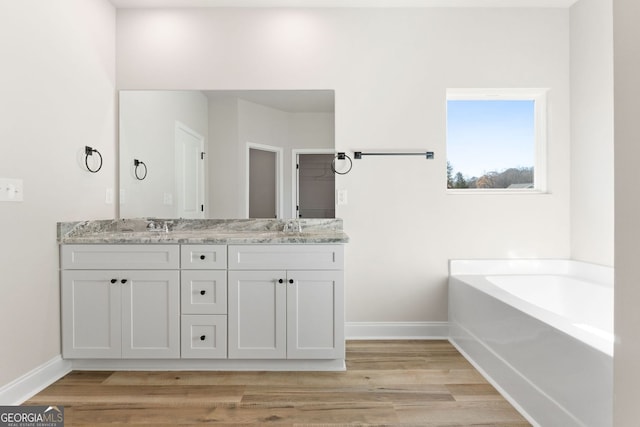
xmin=446 ymin=89 xmax=547 ymax=192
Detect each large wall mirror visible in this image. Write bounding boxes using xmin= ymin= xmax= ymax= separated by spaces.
xmin=119 ymin=90 xmax=335 ymax=219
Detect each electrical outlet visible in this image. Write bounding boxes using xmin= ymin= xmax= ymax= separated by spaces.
xmin=0 ymin=178 xmax=24 ymax=202
xmin=163 ymin=193 xmax=173 ymax=205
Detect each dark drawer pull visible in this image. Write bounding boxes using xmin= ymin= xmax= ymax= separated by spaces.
xmin=200 ymin=335 xmax=206 ymax=341
xmin=200 ymin=255 xmax=206 ymax=260
xmin=200 ymin=290 xmax=206 ymax=295
xmin=120 ymin=279 xmax=128 ymax=284
xmin=110 ymin=279 xmax=117 ymax=284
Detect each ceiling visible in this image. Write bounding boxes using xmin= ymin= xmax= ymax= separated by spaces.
xmin=109 ymin=0 xmax=579 ymax=8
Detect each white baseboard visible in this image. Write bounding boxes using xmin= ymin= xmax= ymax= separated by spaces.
xmin=71 ymin=358 xmax=345 ymax=371
xmin=345 ymin=321 xmax=449 ymax=340
xmin=0 ymin=356 xmax=72 ymax=405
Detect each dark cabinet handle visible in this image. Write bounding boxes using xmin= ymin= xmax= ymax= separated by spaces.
xmin=200 ymin=255 xmax=206 ymax=260
xmin=121 ymin=279 xmax=128 ymax=284
xmin=278 ymin=279 xmax=284 ymax=284
xmin=200 ymin=290 xmax=206 ymax=295
xmin=110 ymin=279 xmax=117 ymax=284
xmin=200 ymin=335 xmax=206 ymax=341
xmin=289 ymin=279 xmax=294 ymax=284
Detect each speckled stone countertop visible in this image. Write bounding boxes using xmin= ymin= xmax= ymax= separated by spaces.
xmin=57 ymin=218 xmax=349 ymax=244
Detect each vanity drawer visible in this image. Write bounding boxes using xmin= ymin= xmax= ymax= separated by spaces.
xmin=228 ymin=245 xmax=344 ymax=270
xmin=181 ymin=315 xmax=227 ymax=359
xmin=181 ymin=245 xmax=227 ymax=269
xmin=61 ymin=244 xmax=179 ymax=270
xmin=181 ymin=270 xmax=227 ymax=315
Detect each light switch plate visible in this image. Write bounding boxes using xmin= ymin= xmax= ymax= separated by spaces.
xmin=336 ymin=189 xmax=347 ymax=206
xmin=0 ymin=178 xmax=24 ymax=202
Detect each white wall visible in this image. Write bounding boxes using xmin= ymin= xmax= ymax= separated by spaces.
xmin=569 ymin=0 xmax=614 ymax=267
xmin=613 ymin=0 xmax=640 ymax=424
xmin=0 ymin=0 xmax=115 ymax=388
xmin=117 ymin=7 xmax=572 ymax=323
xmin=208 ymin=96 xmax=242 ymax=218
xmin=119 ymin=90 xmax=208 ymax=217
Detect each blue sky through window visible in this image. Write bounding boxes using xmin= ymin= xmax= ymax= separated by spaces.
xmin=447 ymin=99 xmax=535 ymax=179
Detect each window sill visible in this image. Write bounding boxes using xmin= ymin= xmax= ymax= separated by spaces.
xmin=446 ymin=189 xmax=549 ymax=195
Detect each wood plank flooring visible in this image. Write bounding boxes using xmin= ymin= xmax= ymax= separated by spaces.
xmin=26 ymin=340 xmax=530 ymax=426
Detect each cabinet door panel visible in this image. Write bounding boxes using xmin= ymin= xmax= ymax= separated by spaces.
xmin=61 ymin=244 xmax=179 ymax=270
xmin=61 ymin=270 xmax=121 ymax=358
xmin=287 ymin=271 xmax=345 ymax=359
xmin=228 ymin=271 xmax=286 ymax=359
xmin=181 ymin=315 xmax=227 ymax=359
xmin=181 ymin=270 xmax=227 ymax=314
xmin=121 ymin=270 xmax=180 ymax=359
xmin=228 ymin=245 xmax=344 ymax=270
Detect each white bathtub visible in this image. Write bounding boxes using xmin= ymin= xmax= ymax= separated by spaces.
xmin=448 ymin=259 xmax=613 ymax=427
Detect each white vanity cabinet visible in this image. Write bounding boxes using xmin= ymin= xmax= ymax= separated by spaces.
xmin=227 ymin=245 xmax=345 ymax=360
xmin=60 ymin=241 xmax=346 ymax=367
xmin=61 ymin=245 xmax=181 ymax=359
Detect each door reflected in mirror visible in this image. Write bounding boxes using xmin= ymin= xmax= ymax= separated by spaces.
xmin=296 ymin=153 xmax=335 ymax=218
xmin=119 ymin=90 xmax=335 ymax=219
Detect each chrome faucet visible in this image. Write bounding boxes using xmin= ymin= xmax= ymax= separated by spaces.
xmin=146 ymin=220 xmax=173 ymax=233
xmin=283 ymin=219 xmax=302 ymax=233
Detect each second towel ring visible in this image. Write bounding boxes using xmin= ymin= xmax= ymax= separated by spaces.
xmin=331 ymin=152 xmax=353 ymax=175
xmin=134 ymin=159 xmax=147 ymax=180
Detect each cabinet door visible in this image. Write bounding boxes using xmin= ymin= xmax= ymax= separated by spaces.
xmin=121 ymin=270 xmax=180 ymax=359
xmin=228 ymin=271 xmax=286 ymax=359
xmin=287 ymin=270 xmax=345 ymax=359
xmin=61 ymin=270 xmax=122 ymax=359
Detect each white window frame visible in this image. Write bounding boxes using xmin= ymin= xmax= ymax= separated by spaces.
xmin=446 ymin=88 xmax=548 ymax=194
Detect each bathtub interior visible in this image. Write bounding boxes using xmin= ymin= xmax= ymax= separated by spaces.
xmin=486 ymin=274 xmax=612 ymax=331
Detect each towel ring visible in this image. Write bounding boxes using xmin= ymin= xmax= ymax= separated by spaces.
xmin=331 ymin=152 xmax=353 ymax=175
xmin=84 ymin=146 xmax=103 ymax=173
xmin=134 ymin=159 xmax=147 ymax=180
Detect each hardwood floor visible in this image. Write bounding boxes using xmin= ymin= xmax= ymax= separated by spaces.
xmin=26 ymin=340 xmax=530 ymax=426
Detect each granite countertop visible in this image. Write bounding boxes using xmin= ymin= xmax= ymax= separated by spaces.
xmin=57 ymin=218 xmax=349 ymax=244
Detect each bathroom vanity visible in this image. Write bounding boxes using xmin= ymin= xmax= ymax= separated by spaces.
xmin=58 ymin=218 xmax=348 ymax=371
